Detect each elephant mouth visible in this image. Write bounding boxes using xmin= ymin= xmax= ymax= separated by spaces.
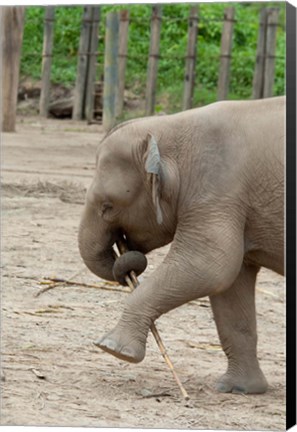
xmin=122 ymin=234 xmax=151 ymax=255
xmin=121 ymin=228 xmax=172 ymax=255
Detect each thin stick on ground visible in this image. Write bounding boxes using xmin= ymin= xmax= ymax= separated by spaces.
xmin=116 ymin=238 xmax=190 ymax=402
xmin=35 ymin=274 xmax=130 ymax=297
xmin=34 ymin=267 xmax=86 ymax=297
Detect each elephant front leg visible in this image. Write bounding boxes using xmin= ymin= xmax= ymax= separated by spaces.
xmin=94 ymin=219 xmax=245 ymax=364
xmin=94 ymin=269 xmax=184 ymax=363
xmin=210 ymin=263 xmax=268 ymax=394
xmin=94 ymin=301 xmax=152 ymax=363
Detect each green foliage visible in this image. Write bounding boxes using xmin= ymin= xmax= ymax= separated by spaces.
xmin=21 ymin=3 xmax=285 ymax=112
xmin=22 ymin=6 xmax=82 ymax=84
xmin=21 ymin=7 xmax=44 ymax=79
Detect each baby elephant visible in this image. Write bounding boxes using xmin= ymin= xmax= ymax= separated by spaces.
xmin=79 ymin=96 xmax=285 ymax=394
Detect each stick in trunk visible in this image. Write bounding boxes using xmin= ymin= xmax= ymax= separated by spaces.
xmin=115 ymin=238 xmax=190 ymax=401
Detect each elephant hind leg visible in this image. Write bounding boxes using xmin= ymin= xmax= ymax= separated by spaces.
xmin=210 ymin=263 xmax=268 ymax=394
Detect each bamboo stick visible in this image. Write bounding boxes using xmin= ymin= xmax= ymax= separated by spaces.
xmin=116 ymin=238 xmax=190 ymax=401
xmin=35 ymin=276 xmax=129 ymax=297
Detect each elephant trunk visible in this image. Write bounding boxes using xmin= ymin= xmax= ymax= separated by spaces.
xmin=78 ymin=205 xmax=118 ymax=282
xmin=78 ymin=203 xmax=148 ymax=284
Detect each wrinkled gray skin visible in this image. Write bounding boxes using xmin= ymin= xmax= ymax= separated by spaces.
xmin=78 ymin=96 xmax=285 ymax=394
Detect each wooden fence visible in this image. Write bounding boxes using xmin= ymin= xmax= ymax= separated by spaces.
xmin=252 ymin=8 xmax=280 ymax=99
xmin=2 ymin=5 xmax=282 ymax=132
xmin=1 ymin=7 xmax=25 ymax=132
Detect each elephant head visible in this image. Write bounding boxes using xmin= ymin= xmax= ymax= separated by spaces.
xmin=78 ymin=125 xmax=179 ymax=283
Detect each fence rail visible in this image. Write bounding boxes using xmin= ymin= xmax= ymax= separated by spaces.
xmin=1 ymin=5 xmax=284 ymax=132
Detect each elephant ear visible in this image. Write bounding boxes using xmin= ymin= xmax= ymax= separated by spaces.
xmin=144 ymin=134 xmax=163 ymax=225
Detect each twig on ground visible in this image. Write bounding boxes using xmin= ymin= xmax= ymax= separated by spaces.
xmin=186 ymin=341 xmax=221 ymax=351
xmin=34 ymin=267 xmax=86 ymax=297
xmin=256 ymin=287 xmax=280 ymax=299
xmin=35 ymin=273 xmax=130 ymax=297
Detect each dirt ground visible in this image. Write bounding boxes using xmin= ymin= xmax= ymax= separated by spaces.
xmin=1 ymin=116 xmax=285 ymax=430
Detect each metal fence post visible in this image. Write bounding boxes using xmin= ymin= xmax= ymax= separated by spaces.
xmin=102 ymin=12 xmax=119 ymax=131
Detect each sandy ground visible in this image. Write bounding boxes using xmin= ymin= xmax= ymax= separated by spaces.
xmin=1 ymin=116 xmax=285 ymax=430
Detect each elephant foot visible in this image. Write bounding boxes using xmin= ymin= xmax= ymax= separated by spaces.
xmin=215 ymin=368 xmax=268 ymax=394
xmin=94 ymin=326 xmax=146 ymax=363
